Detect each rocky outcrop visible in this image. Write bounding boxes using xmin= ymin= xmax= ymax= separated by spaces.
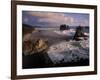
xmin=23 ymin=40 xmax=33 ymax=55
xmin=30 ymin=38 xmax=48 ymax=54
xmin=73 ymin=26 xmax=88 ymax=41
xmin=60 ymin=24 xmax=70 ymax=31
xmin=23 ymin=37 xmax=48 ymax=55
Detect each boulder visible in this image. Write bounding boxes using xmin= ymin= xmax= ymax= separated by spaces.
xmin=33 ymin=39 xmax=48 ymax=53
xmin=23 ymin=38 xmax=48 ymax=55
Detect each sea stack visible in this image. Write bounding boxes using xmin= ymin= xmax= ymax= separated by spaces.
xmin=73 ymin=25 xmax=85 ymax=41
xmin=60 ymin=24 xmax=70 ymax=31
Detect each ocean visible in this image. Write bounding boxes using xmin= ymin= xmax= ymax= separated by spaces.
xmin=35 ymin=27 xmax=89 ymax=33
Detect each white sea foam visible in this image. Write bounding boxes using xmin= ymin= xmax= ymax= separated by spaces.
xmin=47 ymin=40 xmax=89 ymax=64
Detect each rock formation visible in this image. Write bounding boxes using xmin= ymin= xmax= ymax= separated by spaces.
xmin=23 ymin=37 xmax=48 ymax=55
xmin=73 ymin=26 xmax=87 ymax=41
xmin=60 ymin=24 xmax=70 ymax=31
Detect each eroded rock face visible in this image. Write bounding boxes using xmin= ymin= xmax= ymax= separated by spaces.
xmin=23 ymin=40 xmax=33 ymax=55
xmin=23 ymin=37 xmax=48 ymax=55
xmin=35 ymin=39 xmax=48 ymax=53
xmin=73 ymin=26 xmax=87 ymax=41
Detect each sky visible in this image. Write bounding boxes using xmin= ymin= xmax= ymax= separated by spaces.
xmin=22 ymin=11 xmax=89 ymax=28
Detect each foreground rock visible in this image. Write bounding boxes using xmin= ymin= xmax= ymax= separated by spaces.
xmin=23 ymin=38 xmax=48 ymax=55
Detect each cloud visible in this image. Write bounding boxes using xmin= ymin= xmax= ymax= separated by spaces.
xmin=23 ymin=17 xmax=29 ymax=22
xmin=27 ymin=12 xmax=74 ymax=26
xmin=73 ymin=19 xmax=89 ymax=26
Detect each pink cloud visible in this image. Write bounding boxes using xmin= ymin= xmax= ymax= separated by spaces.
xmin=27 ymin=12 xmax=74 ymax=26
